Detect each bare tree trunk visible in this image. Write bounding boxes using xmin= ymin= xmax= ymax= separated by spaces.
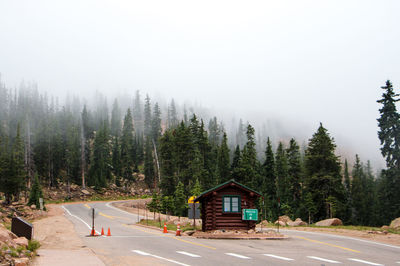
xmin=152 ymin=139 xmax=161 ymax=185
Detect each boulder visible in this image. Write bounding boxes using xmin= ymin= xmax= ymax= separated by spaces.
xmin=278 ymin=215 xmax=293 ymax=224
xmin=274 ymin=220 xmax=286 ymax=226
xmin=315 ymin=218 xmax=343 ymax=226
xmin=389 ymin=217 xmax=400 ymax=229
xmin=30 ymin=205 xmax=36 ymax=209
xmin=287 ymin=218 xmax=307 ymax=226
xmin=81 ymin=189 xmax=91 ymax=195
xmin=13 ymin=257 xmax=29 ymax=266
xmin=14 ymin=237 xmax=28 ymax=248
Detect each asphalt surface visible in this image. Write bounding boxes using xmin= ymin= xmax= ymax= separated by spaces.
xmin=63 ymin=201 xmax=400 ymax=266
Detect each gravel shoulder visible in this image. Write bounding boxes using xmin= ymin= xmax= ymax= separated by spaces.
xmin=31 ymin=204 xmax=105 ymax=266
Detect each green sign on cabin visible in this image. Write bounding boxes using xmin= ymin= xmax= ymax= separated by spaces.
xmin=242 ymin=209 xmax=258 ymax=221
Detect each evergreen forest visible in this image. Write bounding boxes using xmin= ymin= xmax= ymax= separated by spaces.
xmin=0 ymin=77 xmax=399 ymax=227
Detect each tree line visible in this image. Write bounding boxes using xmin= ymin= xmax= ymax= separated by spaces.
xmin=0 ymin=77 xmax=399 ymax=226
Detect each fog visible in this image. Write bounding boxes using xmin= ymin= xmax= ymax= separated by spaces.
xmin=2 ymin=0 xmax=400 ymax=169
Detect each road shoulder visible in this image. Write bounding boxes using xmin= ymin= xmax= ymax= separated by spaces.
xmin=31 ymin=204 xmax=106 ymax=266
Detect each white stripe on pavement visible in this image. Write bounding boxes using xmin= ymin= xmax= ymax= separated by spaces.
xmin=348 ymin=258 xmax=383 ymax=266
xmin=62 ymin=206 xmax=103 ymax=236
xmin=264 ymin=254 xmax=294 ymax=261
xmin=225 ymin=253 xmax=251 ymax=259
xmin=132 ymin=250 xmax=150 ymax=256
xmin=132 ymin=250 xmax=190 ymax=266
xmin=176 ymin=251 xmax=201 ymax=258
xmin=307 ymin=256 xmax=341 ymax=264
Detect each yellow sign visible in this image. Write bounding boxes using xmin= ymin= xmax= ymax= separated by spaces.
xmin=188 ymin=196 xmax=197 ymax=203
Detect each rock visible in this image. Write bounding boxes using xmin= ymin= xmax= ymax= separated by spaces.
xmin=184 ymin=230 xmax=195 ymax=236
xmin=389 ymin=217 xmax=400 ymax=229
xmin=247 ymin=229 xmax=255 ymax=234
xmin=13 ymin=257 xmax=29 ymax=266
xmin=287 ymin=218 xmax=307 ymax=226
xmin=30 ymin=204 xmax=36 ymax=209
xmin=381 ymin=225 xmax=390 ymax=230
xmin=14 ymin=237 xmax=28 ymax=248
xmin=315 ymin=218 xmax=343 ymax=226
xmin=81 ymin=189 xmax=91 ymax=195
xmin=278 ymin=215 xmax=293 ymax=224
xmin=274 ymin=220 xmax=286 ymax=226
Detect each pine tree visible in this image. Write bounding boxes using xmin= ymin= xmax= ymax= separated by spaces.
xmin=240 ymin=124 xmax=260 ymax=188
xmin=151 ymin=102 xmax=162 ymax=144
xmin=174 ymin=181 xmax=187 ymax=217
xmin=350 ymin=155 xmax=365 ymax=225
xmin=0 ymin=125 xmax=26 ymax=204
xmin=112 ymin=136 xmax=121 ymax=185
xmin=286 ymin=138 xmax=302 ymax=217
xmin=144 ymin=94 xmax=152 ymax=139
xmin=88 ymin=122 xmax=111 ymax=188
xmin=304 ymin=123 xmax=346 ymax=221
xmin=160 ymin=130 xmax=176 ymax=196
xmin=377 ymin=80 xmax=400 ymax=168
xmin=275 ymin=142 xmax=290 ymax=215
xmin=231 ymin=145 xmax=243 ymax=182
xmin=342 ymin=159 xmax=352 ymax=224
xmin=376 ymin=80 xmax=400 ymax=221
xmin=190 ymin=178 xmax=202 ymax=197
xmin=144 ymin=138 xmax=155 ymax=188
xmin=217 ymin=132 xmax=230 ymax=182
xmin=261 ymin=137 xmax=277 ymax=221
xmin=120 ymin=109 xmax=135 ymax=182
xmin=110 ymin=99 xmax=122 ymax=137
xmin=167 ymin=99 xmax=178 ymax=128
xmin=28 ymin=173 xmax=45 ymax=209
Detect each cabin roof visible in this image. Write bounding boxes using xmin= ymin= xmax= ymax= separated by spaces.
xmin=194 ymin=179 xmax=262 ymax=202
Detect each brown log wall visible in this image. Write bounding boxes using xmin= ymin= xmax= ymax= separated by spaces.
xmin=201 ymin=187 xmax=257 ymax=231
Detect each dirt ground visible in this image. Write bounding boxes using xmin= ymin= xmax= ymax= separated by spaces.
xmin=32 ymin=204 xmax=84 ymax=249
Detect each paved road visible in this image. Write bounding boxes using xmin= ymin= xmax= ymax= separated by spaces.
xmin=63 ymin=201 xmax=400 ymax=266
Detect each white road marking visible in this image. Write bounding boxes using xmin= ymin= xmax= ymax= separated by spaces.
xmin=281 ymin=229 xmax=400 ymax=250
xmin=176 ymin=251 xmax=201 ymax=258
xmin=132 ymin=250 xmax=190 ymax=266
xmin=225 ymin=253 xmax=251 ymax=259
xmin=62 ymin=206 xmax=104 ymax=236
xmin=348 ymin=258 xmax=383 ymax=265
xmin=105 ymin=201 xmax=144 ymax=219
xmin=307 ymin=256 xmax=341 ymax=264
xmin=264 ymin=254 xmax=294 ymax=261
xmin=132 ymin=250 xmax=150 ymax=256
xmin=396 ymin=261 xmax=400 ymax=264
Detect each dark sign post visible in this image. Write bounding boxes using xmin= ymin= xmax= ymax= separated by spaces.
xmin=91 ymin=208 xmax=95 ymax=236
xmin=88 ymin=208 xmax=98 ymax=236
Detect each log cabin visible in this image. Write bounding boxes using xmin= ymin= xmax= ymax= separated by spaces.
xmin=194 ymin=179 xmax=262 ymax=231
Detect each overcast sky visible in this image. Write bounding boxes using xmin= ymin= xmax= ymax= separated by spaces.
xmin=1 ymin=0 xmax=400 ymax=168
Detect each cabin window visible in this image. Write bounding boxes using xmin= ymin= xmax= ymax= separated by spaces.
xmin=223 ymin=196 xmax=241 ymax=213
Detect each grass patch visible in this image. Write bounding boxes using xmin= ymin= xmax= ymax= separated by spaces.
xmin=138 ymin=219 xmax=201 ymax=232
xmin=27 ymin=240 xmax=40 ymax=252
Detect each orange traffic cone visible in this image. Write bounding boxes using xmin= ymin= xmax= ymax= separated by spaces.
xmin=163 ymin=222 xmax=168 ymax=233
xmin=101 ymin=227 xmax=104 ymax=236
xmin=176 ymin=223 xmax=181 ymax=236
xmin=90 ymin=228 xmax=96 ymax=236
xmin=107 ymin=228 xmax=111 ymax=236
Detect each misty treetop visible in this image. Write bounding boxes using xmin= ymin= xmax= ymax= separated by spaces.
xmin=0 ymin=77 xmax=398 ymax=227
